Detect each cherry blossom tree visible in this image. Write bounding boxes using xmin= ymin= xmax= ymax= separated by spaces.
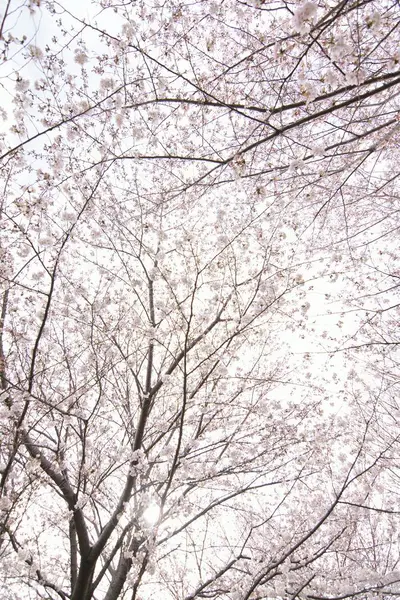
xmin=0 ymin=0 xmax=399 ymax=599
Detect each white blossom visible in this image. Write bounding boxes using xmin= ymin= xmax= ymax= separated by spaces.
xmin=292 ymin=2 xmax=318 ymax=34
xmin=74 ymin=50 xmax=88 ymax=65
xmin=29 ymin=45 xmax=43 ymax=60
xmin=15 ymin=78 xmax=30 ymax=92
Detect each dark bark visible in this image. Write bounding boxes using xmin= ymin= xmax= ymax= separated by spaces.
xmin=103 ymin=555 xmax=132 ymax=600
xmin=69 ymin=519 xmax=78 ymax=591
xmin=70 ymin=556 xmax=96 ymax=600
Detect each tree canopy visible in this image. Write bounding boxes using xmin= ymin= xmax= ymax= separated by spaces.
xmin=0 ymin=1 xmax=399 ymax=599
